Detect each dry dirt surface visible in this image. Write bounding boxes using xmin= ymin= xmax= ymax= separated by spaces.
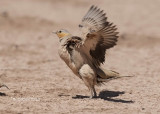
xmin=0 ymin=0 xmax=160 ymax=113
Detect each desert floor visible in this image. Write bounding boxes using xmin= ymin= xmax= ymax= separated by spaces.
xmin=0 ymin=0 xmax=160 ymax=113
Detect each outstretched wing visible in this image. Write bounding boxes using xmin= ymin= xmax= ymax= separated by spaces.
xmin=78 ymin=5 xmax=119 ymax=66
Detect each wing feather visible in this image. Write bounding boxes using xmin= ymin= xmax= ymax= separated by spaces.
xmin=78 ymin=5 xmax=119 ymax=67
xmin=81 ymin=5 xmax=107 ymax=31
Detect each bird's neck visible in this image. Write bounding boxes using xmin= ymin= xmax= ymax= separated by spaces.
xmin=59 ymin=35 xmax=72 ymax=46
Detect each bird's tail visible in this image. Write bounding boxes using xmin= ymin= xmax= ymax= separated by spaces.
xmin=96 ymin=68 xmax=132 ymax=85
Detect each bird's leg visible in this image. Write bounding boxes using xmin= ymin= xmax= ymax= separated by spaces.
xmin=82 ymin=78 xmax=97 ymax=98
xmin=90 ymin=85 xmax=97 ymax=98
xmin=79 ymin=64 xmax=97 ymax=98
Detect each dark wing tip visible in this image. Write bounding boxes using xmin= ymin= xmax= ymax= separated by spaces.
xmin=90 ymin=5 xmax=97 ymax=9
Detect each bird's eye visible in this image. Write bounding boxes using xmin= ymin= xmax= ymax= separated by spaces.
xmin=59 ymin=31 xmax=62 ymax=33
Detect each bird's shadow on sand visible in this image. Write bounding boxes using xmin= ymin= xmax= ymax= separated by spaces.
xmin=72 ymin=90 xmax=134 ymax=103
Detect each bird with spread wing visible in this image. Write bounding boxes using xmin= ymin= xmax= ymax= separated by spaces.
xmin=53 ymin=5 xmax=122 ymax=98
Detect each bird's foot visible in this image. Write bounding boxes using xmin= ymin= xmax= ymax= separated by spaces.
xmin=90 ymin=91 xmax=97 ymax=99
xmin=89 ymin=95 xmax=98 ymax=99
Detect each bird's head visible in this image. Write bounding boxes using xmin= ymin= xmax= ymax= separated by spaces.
xmin=53 ymin=29 xmax=71 ymax=39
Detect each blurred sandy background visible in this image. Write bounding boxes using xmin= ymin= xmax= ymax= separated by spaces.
xmin=0 ymin=0 xmax=160 ymax=113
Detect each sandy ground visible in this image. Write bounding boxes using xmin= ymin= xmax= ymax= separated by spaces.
xmin=0 ymin=0 xmax=160 ymax=113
